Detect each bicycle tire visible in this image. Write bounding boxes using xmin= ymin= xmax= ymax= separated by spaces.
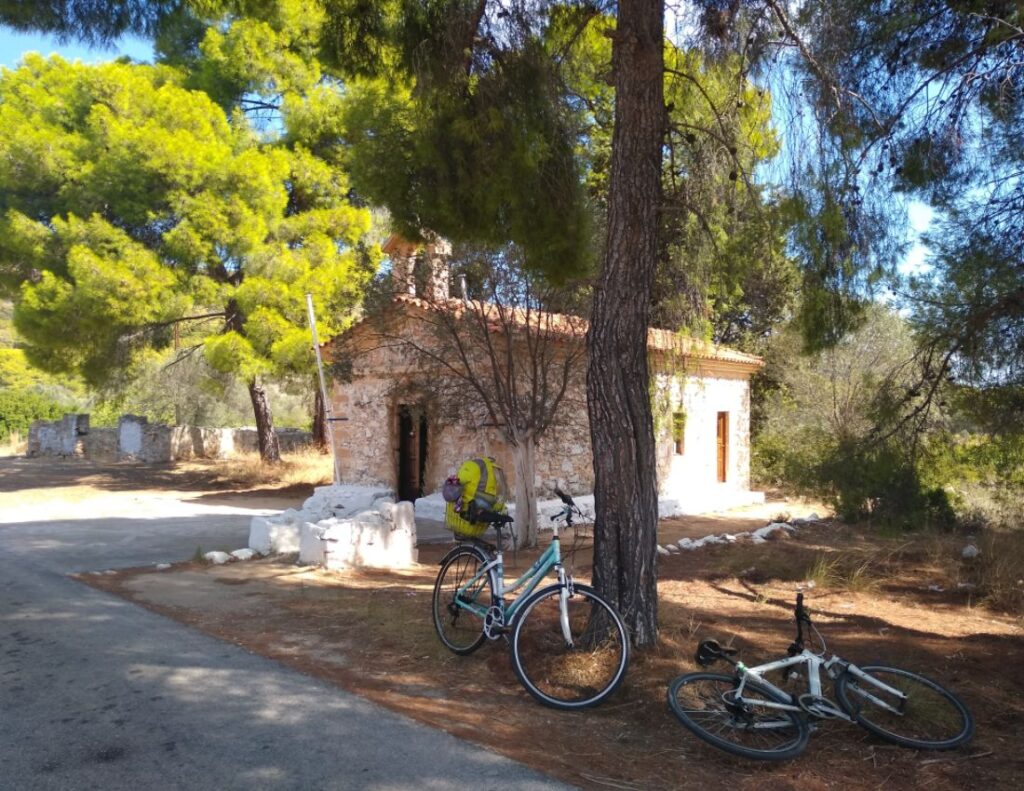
xmin=667 ymin=672 xmax=810 ymax=761
xmin=834 ymin=664 xmax=974 ymax=750
xmin=432 ymin=546 xmax=493 ymax=655
xmin=510 ymin=583 xmax=629 ymax=710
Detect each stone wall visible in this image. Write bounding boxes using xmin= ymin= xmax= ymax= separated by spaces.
xmin=27 ymin=414 xmax=312 ymax=462
xmin=330 ymin=315 xmax=763 ymax=513
xmin=26 ymin=413 xmax=89 ymax=457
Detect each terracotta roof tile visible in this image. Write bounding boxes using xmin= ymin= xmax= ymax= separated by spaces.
xmin=385 ymin=293 xmax=763 ymax=369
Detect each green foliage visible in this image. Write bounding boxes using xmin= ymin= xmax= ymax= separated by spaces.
xmin=0 ymin=348 xmax=49 ymax=389
xmin=784 ymin=1 xmax=1024 ymax=377
xmin=0 ymin=54 xmax=377 ymax=393
xmin=337 ymin=44 xmax=591 ymax=279
xmin=0 ymin=388 xmax=67 ymax=441
xmin=85 ymin=348 xmax=313 ymax=428
xmin=753 ymin=305 xmax=956 ymax=527
xmin=0 ymin=0 xmax=184 ymax=46
xmin=549 ymin=12 xmax=795 ymax=345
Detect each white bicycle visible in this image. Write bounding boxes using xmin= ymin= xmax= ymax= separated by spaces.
xmin=667 ymin=594 xmax=974 ymax=761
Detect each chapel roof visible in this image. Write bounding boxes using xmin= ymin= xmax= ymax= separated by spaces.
xmin=384 ymin=293 xmax=764 ymax=370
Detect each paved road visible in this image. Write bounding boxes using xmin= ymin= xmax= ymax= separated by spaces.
xmin=0 ymin=492 xmax=571 ymax=790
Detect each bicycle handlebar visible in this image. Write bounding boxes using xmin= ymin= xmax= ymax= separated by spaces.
xmin=791 ymin=593 xmax=810 ymax=652
xmin=553 ymin=487 xmax=576 ymax=507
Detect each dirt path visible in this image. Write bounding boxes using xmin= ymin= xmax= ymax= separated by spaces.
xmin=87 ymin=520 xmax=1024 ymax=791
xmin=0 ymin=456 xmax=315 ymax=518
xmin=8 ymin=456 xmax=1020 ymax=788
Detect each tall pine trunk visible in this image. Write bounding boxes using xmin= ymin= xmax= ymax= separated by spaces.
xmin=511 ymin=432 xmax=538 ymax=548
xmin=586 ymin=0 xmax=664 ymax=648
xmin=248 ymin=377 xmax=282 ymax=464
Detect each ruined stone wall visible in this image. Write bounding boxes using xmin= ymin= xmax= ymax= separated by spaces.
xmin=27 ymin=414 xmax=311 ymax=461
xmin=27 ymin=414 xmax=88 ymax=457
xmin=80 ymin=427 xmax=118 ymax=460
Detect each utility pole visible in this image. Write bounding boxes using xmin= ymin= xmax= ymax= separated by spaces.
xmin=305 ymin=293 xmax=342 ymax=485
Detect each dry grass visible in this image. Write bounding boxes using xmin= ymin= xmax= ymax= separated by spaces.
xmin=800 ymin=527 xmax=1024 ymax=619
xmin=972 ymin=530 xmax=1024 ymax=614
xmin=175 ymin=447 xmax=335 ymax=489
xmin=804 ymin=553 xmax=881 ymax=593
xmin=0 ymin=432 xmax=26 ymax=458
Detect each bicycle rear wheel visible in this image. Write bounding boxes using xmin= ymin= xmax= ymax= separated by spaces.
xmin=510 ymin=583 xmax=629 ymax=709
xmin=432 ymin=547 xmax=492 ymax=655
xmin=667 ymin=672 xmax=810 ymax=761
xmin=835 ymin=664 xmax=973 ymax=750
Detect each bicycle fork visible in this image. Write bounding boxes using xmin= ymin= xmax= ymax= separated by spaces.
xmin=557 ymin=566 xmax=574 ymax=647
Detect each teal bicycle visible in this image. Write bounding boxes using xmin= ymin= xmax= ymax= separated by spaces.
xmin=431 ymin=489 xmax=630 ymax=709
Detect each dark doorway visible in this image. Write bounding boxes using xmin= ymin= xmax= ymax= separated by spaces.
xmin=398 ymin=405 xmax=428 ymax=502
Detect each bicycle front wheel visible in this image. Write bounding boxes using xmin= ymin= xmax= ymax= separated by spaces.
xmin=510 ymin=583 xmax=629 ymax=709
xmin=668 ymin=672 xmax=810 ymax=761
xmin=835 ymin=664 xmax=973 ymax=750
xmin=432 ymin=547 xmax=493 ymax=655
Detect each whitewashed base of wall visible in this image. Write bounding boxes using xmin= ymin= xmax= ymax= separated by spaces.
xmin=656 ymin=514 xmax=823 ymax=556
xmin=249 ymin=484 xmax=419 ymax=570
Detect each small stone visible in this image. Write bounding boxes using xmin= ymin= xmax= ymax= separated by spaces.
xmin=677 ymin=538 xmax=694 ymax=549
xmin=927 ymin=584 xmax=944 ymax=592
xmin=230 ymin=548 xmax=256 ymax=561
xmin=657 ymin=545 xmax=670 ymax=556
xmin=961 ymin=544 xmax=980 ymax=559
xmin=155 ymin=563 xmax=171 ymax=571
xmin=723 ymin=533 xmax=737 ymax=543
xmin=666 ymin=544 xmax=680 ymax=554
xmin=102 ymin=570 xmax=117 ymax=575
xmin=807 ymin=512 xmax=821 ymax=521
xmin=204 ymin=551 xmax=231 ymax=565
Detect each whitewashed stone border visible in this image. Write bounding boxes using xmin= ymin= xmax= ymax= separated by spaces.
xmin=658 ymin=514 xmax=823 ymax=555
xmin=249 ymin=484 xmax=418 ymax=570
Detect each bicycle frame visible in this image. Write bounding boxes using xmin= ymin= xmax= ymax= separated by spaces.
xmin=453 ymin=533 xmax=566 ymax=624
xmin=733 ymin=650 xmax=910 ymax=722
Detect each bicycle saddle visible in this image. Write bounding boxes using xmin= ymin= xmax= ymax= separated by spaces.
xmin=695 ymin=639 xmax=739 ymax=667
xmin=479 ymin=509 xmax=514 ymax=525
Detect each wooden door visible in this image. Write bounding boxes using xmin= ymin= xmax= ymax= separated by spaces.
xmin=716 ymin=411 xmax=728 ymax=483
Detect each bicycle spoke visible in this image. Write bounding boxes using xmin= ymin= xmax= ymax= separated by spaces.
xmin=839 ymin=666 xmax=972 ymax=748
xmin=668 ymin=673 xmax=808 ymax=760
xmin=432 ymin=549 xmax=490 ymax=655
xmin=511 ymin=586 xmax=628 ymax=709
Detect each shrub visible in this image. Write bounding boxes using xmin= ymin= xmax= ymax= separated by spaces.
xmin=0 ymin=388 xmax=66 ymax=441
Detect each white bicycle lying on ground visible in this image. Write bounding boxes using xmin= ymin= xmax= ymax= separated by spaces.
xmin=667 ymin=593 xmax=974 ymax=761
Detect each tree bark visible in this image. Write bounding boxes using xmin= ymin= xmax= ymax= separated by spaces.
xmin=586 ymin=0 xmax=664 ymax=648
xmin=511 ymin=432 xmax=538 ymax=548
xmin=248 ymin=377 xmax=282 ymax=464
xmin=312 ymin=381 xmax=329 ymax=453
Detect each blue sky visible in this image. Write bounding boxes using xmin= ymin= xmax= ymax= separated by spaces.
xmin=0 ymin=28 xmax=152 ymax=68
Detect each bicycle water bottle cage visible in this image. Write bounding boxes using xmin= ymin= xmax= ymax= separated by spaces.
xmin=695 ymin=639 xmax=738 ymax=667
